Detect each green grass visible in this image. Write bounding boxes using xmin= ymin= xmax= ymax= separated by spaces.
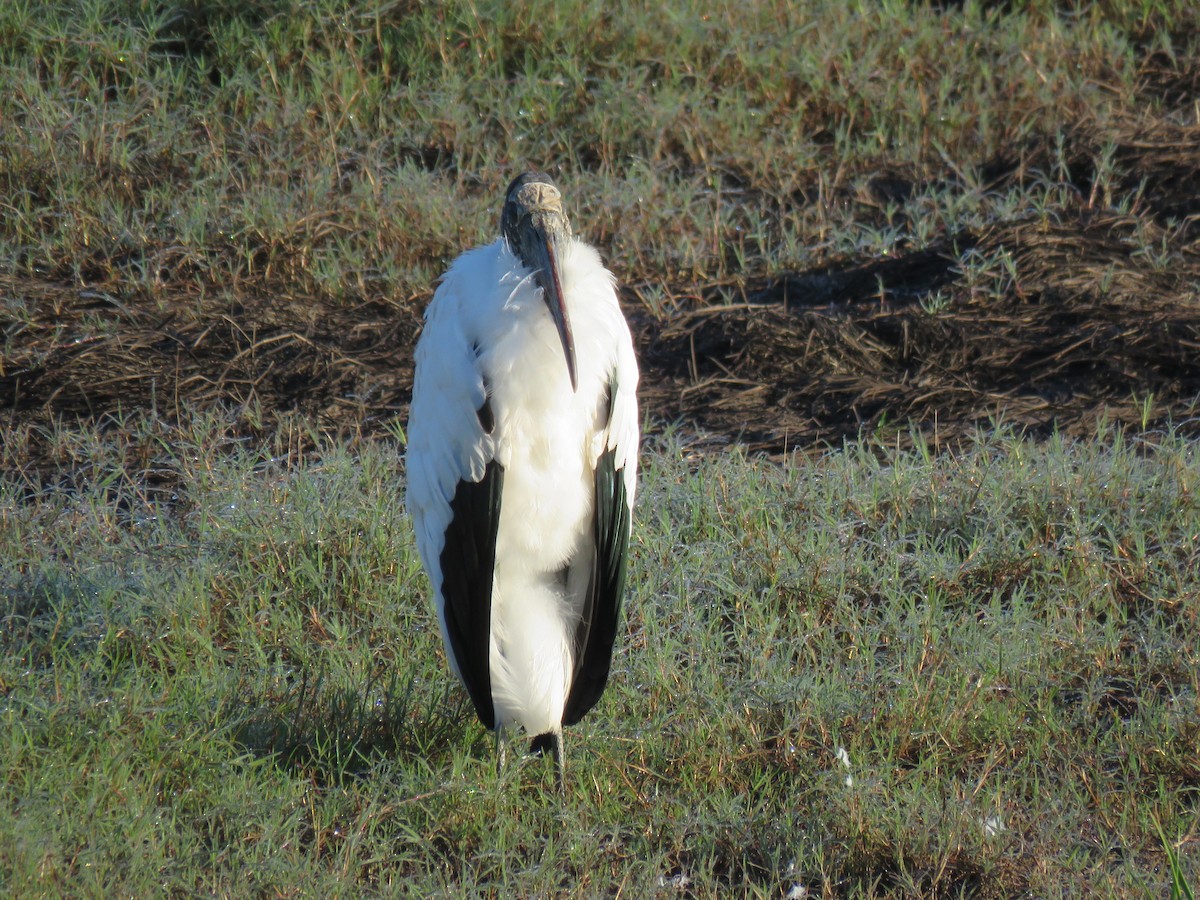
xmin=3 ymin=0 xmax=1199 ymax=895
xmin=2 ymin=415 xmax=1197 ymax=896
xmin=1 ymin=0 xmax=1197 ymax=304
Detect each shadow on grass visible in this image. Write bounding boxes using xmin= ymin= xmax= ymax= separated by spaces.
xmin=231 ymin=667 xmax=475 ymax=784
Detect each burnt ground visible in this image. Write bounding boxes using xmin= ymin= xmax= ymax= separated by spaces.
xmin=647 ymin=210 xmax=1200 ymax=452
xmin=3 ymin=121 xmax=1200 ymax=473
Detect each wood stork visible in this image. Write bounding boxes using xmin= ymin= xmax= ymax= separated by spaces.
xmin=405 ymin=172 xmax=639 ymax=791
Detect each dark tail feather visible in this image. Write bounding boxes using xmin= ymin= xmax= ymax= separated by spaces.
xmin=529 ymin=731 xmax=556 ymax=755
xmin=530 ymin=728 xmax=565 ymax=796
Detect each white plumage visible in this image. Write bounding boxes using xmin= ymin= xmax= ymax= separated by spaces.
xmin=405 ymin=173 xmax=639 ymax=788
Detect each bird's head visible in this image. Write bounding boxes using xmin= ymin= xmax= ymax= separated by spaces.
xmin=502 ymin=172 xmax=577 ymax=391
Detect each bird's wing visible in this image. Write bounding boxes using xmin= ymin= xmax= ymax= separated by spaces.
xmin=563 ymin=345 xmax=639 ymax=726
xmin=406 ymin=247 xmax=506 ymax=729
xmin=435 ymin=460 xmax=501 ymax=729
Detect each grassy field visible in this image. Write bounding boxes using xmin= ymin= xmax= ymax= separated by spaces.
xmin=2 ymin=0 xmax=1197 ymax=296
xmin=3 ymin=0 xmax=1200 ymax=896
xmin=2 ymin=418 xmax=1198 ymax=896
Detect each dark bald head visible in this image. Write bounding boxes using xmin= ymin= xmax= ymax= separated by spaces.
xmin=499 ymin=171 xmax=578 ymax=391
xmin=501 ymin=172 xmax=572 ymax=248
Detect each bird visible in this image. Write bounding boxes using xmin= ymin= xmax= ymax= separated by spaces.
xmin=405 ymin=172 xmax=639 ymax=792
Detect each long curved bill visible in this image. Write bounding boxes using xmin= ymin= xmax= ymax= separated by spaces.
xmin=525 ymin=224 xmax=578 ymax=392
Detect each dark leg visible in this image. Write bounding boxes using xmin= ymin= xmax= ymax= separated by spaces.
xmin=551 ymin=727 xmax=565 ymax=796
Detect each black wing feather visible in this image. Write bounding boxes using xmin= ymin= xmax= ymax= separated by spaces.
xmin=439 ymin=459 xmax=503 ymax=729
xmin=562 ymin=444 xmax=630 ymax=726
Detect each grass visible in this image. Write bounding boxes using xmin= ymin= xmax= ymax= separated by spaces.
xmin=2 ymin=415 xmax=1198 ymax=896
xmin=3 ymin=0 xmax=1199 ymax=895
xmin=1 ymin=0 xmax=1197 ymax=304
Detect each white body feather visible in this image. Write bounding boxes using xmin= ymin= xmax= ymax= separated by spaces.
xmin=406 ymin=235 xmax=638 ymax=735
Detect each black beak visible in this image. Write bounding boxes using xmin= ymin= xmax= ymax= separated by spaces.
xmin=525 ymin=221 xmax=577 ymax=392
xmin=501 ymin=173 xmax=578 ymax=392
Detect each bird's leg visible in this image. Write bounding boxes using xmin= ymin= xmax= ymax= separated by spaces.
xmin=551 ymin=726 xmax=565 ymax=797
xmin=495 ymin=724 xmax=507 ymax=775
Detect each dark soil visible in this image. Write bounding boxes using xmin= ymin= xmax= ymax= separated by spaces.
xmin=3 ymin=124 xmax=1200 ymax=469
xmin=644 ymin=210 xmax=1200 ymax=452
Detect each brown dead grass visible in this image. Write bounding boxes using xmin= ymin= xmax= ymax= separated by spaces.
xmin=4 ymin=111 xmax=1200 ymax=466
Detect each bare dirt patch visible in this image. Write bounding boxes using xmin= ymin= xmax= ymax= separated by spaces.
xmin=4 ymin=124 xmax=1200 ymax=467
xmin=646 ymin=210 xmax=1200 ymax=451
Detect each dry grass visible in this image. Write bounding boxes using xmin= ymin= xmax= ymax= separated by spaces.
xmin=2 ymin=2 xmax=1199 ymax=895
